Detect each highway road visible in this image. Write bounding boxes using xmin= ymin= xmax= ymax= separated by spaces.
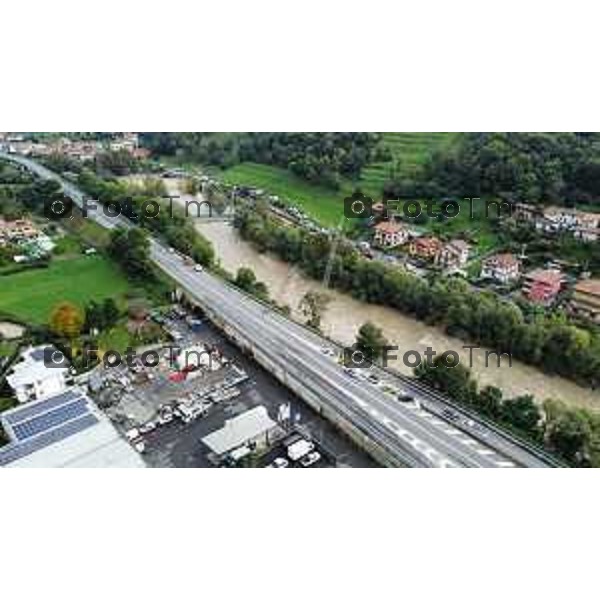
xmin=1 ymin=152 xmax=558 ymax=467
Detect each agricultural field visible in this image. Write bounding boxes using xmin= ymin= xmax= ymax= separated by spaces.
xmin=0 ymin=255 xmax=133 ymax=325
xmin=359 ymin=132 xmax=459 ymax=197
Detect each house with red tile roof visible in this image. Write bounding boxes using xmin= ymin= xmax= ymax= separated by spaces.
xmin=409 ymin=236 xmax=442 ymax=260
xmin=522 ymin=269 xmax=565 ymax=306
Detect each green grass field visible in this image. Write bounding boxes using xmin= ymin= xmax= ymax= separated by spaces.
xmin=216 ymin=133 xmax=461 ymax=227
xmin=0 ymin=255 xmax=132 ymax=325
xmin=220 ymin=162 xmax=349 ymax=227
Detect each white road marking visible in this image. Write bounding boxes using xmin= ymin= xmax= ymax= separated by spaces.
xmin=460 ymin=438 xmax=480 ymax=447
xmin=477 ymin=449 xmax=496 ymax=456
xmin=496 ymin=461 xmax=516 ymax=468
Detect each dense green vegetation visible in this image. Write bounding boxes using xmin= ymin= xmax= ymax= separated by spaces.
xmin=76 ymin=170 xmax=214 ymax=266
xmin=235 ymin=207 xmax=600 ymax=388
xmin=386 ymin=133 xmax=600 ymax=206
xmin=416 ymin=357 xmax=600 ymax=467
xmin=141 ymin=133 xmax=381 ymax=189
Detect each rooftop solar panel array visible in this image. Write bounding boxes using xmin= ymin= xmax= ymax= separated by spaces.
xmin=11 ymin=399 xmax=89 ymax=442
xmin=3 ymin=389 xmax=80 ymax=426
xmin=0 ymin=388 xmax=104 ymax=466
xmin=0 ymin=414 xmax=99 ymax=466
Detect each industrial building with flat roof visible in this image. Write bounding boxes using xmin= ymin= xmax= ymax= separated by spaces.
xmin=201 ymin=405 xmax=281 ymax=460
xmin=0 ymin=388 xmax=146 ymax=468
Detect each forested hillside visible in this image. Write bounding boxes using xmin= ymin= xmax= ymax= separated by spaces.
xmin=385 ymin=133 xmax=600 ymax=206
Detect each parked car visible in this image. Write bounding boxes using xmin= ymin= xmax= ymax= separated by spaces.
xmin=300 ymin=451 xmax=321 ymax=467
xmin=139 ymin=421 xmax=157 ymax=434
xmin=268 ymin=457 xmax=289 ymax=468
xmin=126 ymin=428 xmax=141 ymax=441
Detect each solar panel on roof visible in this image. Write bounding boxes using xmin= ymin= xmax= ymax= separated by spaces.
xmin=12 ymin=399 xmax=89 ymax=442
xmin=3 ymin=389 xmax=81 ymax=426
xmin=0 ymin=413 xmax=99 ymax=466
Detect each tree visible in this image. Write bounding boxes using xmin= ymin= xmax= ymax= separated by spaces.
xmin=50 ymin=302 xmax=84 ymax=340
xmin=475 ymin=385 xmax=503 ymax=419
xmin=235 ymin=267 xmax=258 ymax=291
xmin=108 ymin=227 xmax=152 ymax=279
xmin=355 ymin=322 xmax=388 ymax=362
xmin=299 ymin=290 xmax=330 ymax=330
xmin=543 ymin=399 xmax=593 ymax=465
xmin=501 ymin=395 xmax=541 ymax=439
xmin=234 ymin=267 xmax=269 ymax=301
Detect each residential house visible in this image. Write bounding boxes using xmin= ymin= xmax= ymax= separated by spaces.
xmin=571 ymin=279 xmax=600 ymax=323
xmin=480 ymin=253 xmax=520 ymax=284
xmin=511 ymin=202 xmax=542 ymax=223
xmin=6 ymin=346 xmax=71 ymax=404
xmin=409 ymin=236 xmax=442 ymax=260
xmin=522 ymin=269 xmax=565 ymax=306
xmin=373 ymin=221 xmax=409 ymax=248
xmin=573 ymin=213 xmax=600 ymax=242
xmin=532 ymin=206 xmax=600 ymax=241
xmin=436 ymin=239 xmax=471 ymax=270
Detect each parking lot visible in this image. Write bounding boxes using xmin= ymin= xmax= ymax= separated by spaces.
xmin=87 ymin=306 xmax=377 ymax=468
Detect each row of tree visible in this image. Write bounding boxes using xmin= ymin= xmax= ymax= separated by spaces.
xmin=415 ymin=356 xmax=600 ymax=467
xmin=235 ymin=207 xmax=600 ymax=387
xmin=77 ymin=169 xmax=214 ymax=267
xmin=140 ymin=133 xmax=381 ymax=188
